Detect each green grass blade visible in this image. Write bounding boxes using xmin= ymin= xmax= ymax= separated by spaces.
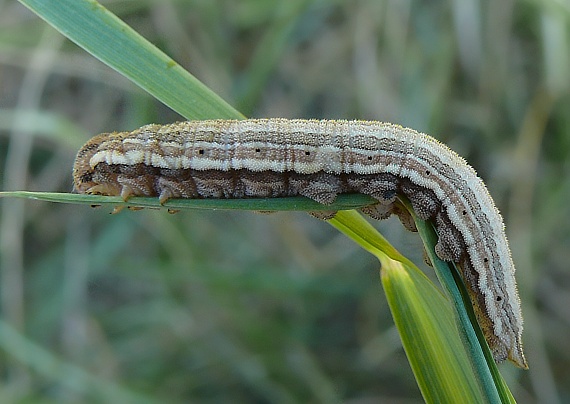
xmin=326 ymin=210 xmax=412 ymax=265
xmin=18 ymin=0 xmax=244 ymax=121
xmin=411 ymin=207 xmax=516 ymax=404
xmin=0 ymin=191 xmax=376 ymax=212
xmin=381 ymin=258 xmax=485 ymax=403
xmin=328 ymin=211 xmax=489 ymax=403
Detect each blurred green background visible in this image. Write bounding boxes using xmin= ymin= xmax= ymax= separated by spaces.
xmin=1 ymin=0 xmax=569 ymax=402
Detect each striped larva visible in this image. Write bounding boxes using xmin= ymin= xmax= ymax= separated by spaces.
xmin=73 ymin=119 xmax=526 ymax=368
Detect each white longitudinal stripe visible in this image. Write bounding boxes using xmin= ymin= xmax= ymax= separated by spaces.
xmin=74 ymin=118 xmax=525 ymax=368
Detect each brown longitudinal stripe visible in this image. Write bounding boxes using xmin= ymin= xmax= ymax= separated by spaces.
xmin=72 ymin=118 xmax=526 ymax=368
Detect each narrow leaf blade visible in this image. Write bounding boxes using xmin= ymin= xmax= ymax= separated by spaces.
xmin=18 ymin=0 xmax=243 ymax=120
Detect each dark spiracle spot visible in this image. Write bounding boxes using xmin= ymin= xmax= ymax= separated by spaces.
xmin=496 ymin=296 xmax=502 ymax=302
xmin=305 ymin=151 xmax=311 ymax=156
xmin=367 ymin=156 xmax=372 ymax=160
xmin=198 ymin=149 xmax=204 ymax=155
xmin=255 ymin=148 xmax=261 ymax=153
xmin=484 ymin=258 xmax=489 ymax=263
xmin=425 ymin=170 xmax=431 ymax=175
xmin=462 ymin=210 xmax=467 ymax=215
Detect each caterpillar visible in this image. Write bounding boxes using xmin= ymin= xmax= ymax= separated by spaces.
xmin=72 ymin=118 xmax=526 ymax=368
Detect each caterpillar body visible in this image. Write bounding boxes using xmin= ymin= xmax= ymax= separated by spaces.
xmin=72 ymin=118 xmax=526 ymax=368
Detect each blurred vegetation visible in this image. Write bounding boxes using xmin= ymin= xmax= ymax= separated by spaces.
xmin=1 ymin=0 xmax=569 ymax=402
